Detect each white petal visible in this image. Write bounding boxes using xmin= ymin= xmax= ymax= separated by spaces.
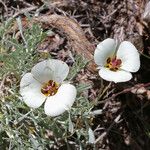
xmin=31 ymin=59 xmax=69 ymax=83
xmin=99 ymin=67 xmax=132 ymax=83
xmin=117 ymin=41 xmax=140 ymax=72
xmin=94 ymin=38 xmax=117 ymax=66
xmin=44 ymin=83 xmax=77 ymax=117
xmin=20 ymin=73 xmax=46 ymax=108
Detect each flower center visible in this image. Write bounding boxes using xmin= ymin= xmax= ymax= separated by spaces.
xmin=41 ymin=80 xmax=59 ymax=96
xmin=105 ymin=57 xmax=122 ymax=71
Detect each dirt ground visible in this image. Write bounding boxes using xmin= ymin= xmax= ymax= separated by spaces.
xmin=0 ymin=0 xmax=150 ymax=150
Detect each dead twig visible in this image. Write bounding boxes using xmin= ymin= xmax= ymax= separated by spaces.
xmin=8 ymin=6 xmax=38 ymax=21
xmin=0 ymin=0 xmax=8 ymax=12
xmin=95 ymin=113 xmax=122 ymax=144
xmin=0 ymin=73 xmax=8 ymax=97
xmin=98 ymin=82 xmax=150 ymax=104
xmin=34 ymin=14 xmax=97 ymax=73
xmin=0 ymin=73 xmax=7 ymax=90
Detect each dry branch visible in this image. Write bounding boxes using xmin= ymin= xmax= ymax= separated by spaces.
xmin=34 ymin=15 xmax=97 ymax=73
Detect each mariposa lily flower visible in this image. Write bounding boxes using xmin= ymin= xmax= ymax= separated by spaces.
xmin=94 ymin=38 xmax=140 ymax=83
xmin=20 ymin=59 xmax=77 ymax=117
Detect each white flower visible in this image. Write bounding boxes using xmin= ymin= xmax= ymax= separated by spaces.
xmin=20 ymin=59 xmax=77 ymax=117
xmin=94 ymin=38 xmax=140 ymax=83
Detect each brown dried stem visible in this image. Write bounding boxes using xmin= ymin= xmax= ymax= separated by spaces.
xmin=99 ymin=82 xmax=150 ymax=104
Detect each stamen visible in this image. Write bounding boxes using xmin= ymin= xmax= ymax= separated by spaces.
xmin=105 ymin=57 xmax=122 ymax=71
xmin=106 ymin=57 xmax=111 ymax=63
xmin=41 ymin=80 xmax=59 ymax=96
